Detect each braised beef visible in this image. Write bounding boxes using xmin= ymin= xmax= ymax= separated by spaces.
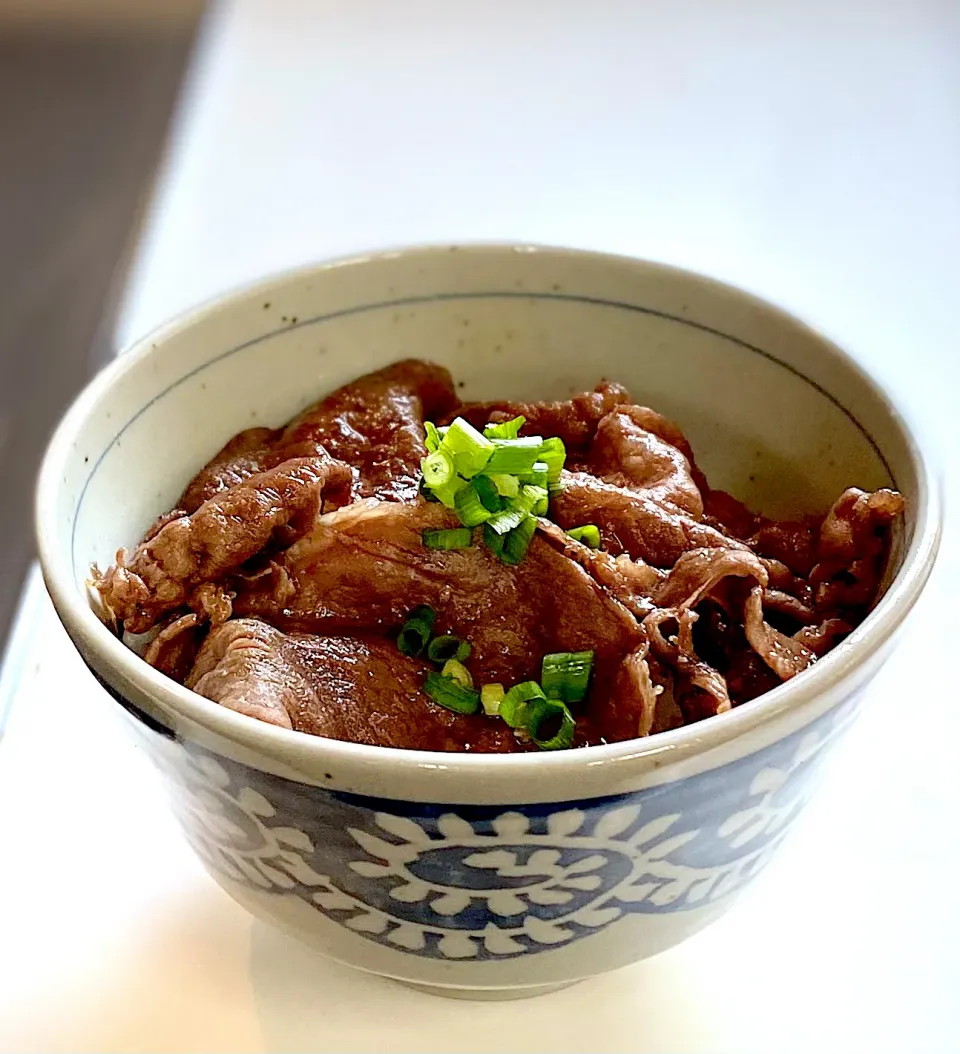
xmin=178 ymin=359 xmax=457 ymax=509
xmin=232 ymin=499 xmax=654 ymax=741
xmin=93 ymin=359 xmax=904 ymax=753
xmin=188 ymin=619 xmax=519 ymax=751
xmin=94 ymin=455 xmax=353 ymax=633
xmin=453 ymin=382 xmax=631 ymax=455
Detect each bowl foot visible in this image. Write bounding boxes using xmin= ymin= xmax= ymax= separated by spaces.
xmin=395 ymin=978 xmax=581 ymax=1001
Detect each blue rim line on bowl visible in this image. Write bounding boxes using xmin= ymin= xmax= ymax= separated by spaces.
xmin=69 ymin=287 xmax=898 ymax=577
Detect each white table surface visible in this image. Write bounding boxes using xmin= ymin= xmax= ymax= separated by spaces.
xmin=2 ymin=1 xmax=959 ymax=1050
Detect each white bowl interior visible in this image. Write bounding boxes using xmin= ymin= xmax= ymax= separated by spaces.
xmin=53 ymin=247 xmax=914 ymax=596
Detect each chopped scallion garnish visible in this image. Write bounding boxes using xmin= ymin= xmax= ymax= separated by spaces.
xmin=480 ymin=683 xmax=505 ymax=716
xmin=471 ymin=474 xmax=502 ymax=513
xmin=499 ymin=680 xmax=547 ymax=728
xmin=424 ymin=671 xmax=480 ymax=714
xmin=486 ymin=503 xmax=527 ymax=536
xmin=541 ymin=650 xmax=594 ymax=703
xmin=483 ymin=415 xmax=526 ymax=440
xmin=488 ymin=473 xmax=519 ymax=498
xmin=526 ymin=697 xmax=576 ymax=750
xmin=421 ymin=449 xmax=455 ymax=488
xmin=483 ymin=522 xmax=505 ymax=559
xmin=454 ymin=483 xmax=493 ymax=527
xmin=424 ymin=421 xmax=442 ymax=453
xmin=441 ymin=658 xmax=473 ymax=688
xmin=537 ymin=437 xmax=566 ymax=484
xmin=566 ymin=524 xmax=601 ymax=549
xmin=485 ymin=436 xmax=544 ymax=475
xmin=422 ymin=527 xmax=473 ymax=550
xmin=427 ymin=634 xmax=471 ymax=664
xmin=431 ymin=477 xmax=468 ymax=509
xmin=487 ymin=485 xmax=546 ymax=535
xmin=500 ymin=513 xmax=538 ymax=566
xmin=419 ymin=414 xmax=568 ymax=566
xmin=518 ymin=462 xmax=549 ymax=489
xmin=443 ymin=417 xmax=494 ymax=479
xmin=397 ymin=605 xmax=436 ymax=657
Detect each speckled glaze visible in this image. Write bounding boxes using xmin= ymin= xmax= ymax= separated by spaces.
xmin=36 ymin=246 xmax=940 ymax=997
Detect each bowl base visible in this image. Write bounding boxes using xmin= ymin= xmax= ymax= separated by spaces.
xmin=394 ymin=978 xmax=581 ymax=1001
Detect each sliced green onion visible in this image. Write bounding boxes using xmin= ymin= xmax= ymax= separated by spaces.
xmin=533 ymin=494 xmax=549 ymax=516
xmin=483 ymin=521 xmax=505 ymax=559
xmin=427 ymin=634 xmax=471 ymax=664
xmin=501 ymin=514 xmax=538 ymax=565
xmin=424 ymin=671 xmax=480 ymax=714
xmin=541 ymin=650 xmax=594 ymax=703
xmin=485 ymin=436 xmax=543 ymax=475
xmin=483 ymin=415 xmax=526 ymax=440
xmin=441 ymin=658 xmax=473 ymax=688
xmin=422 ymin=527 xmax=473 ymax=550
xmin=455 ymin=483 xmax=492 ymax=527
xmin=480 ymin=683 xmax=505 ymax=716
xmin=499 ymin=680 xmax=547 ymax=728
xmin=527 ymin=697 xmax=576 ymax=750
xmin=488 ymin=473 xmax=519 ymax=498
xmin=537 ymin=437 xmax=566 ymax=484
xmin=397 ymin=605 xmax=436 ymax=656
xmin=518 ymin=462 xmax=549 ymax=489
xmin=566 ymin=524 xmax=601 ymax=549
xmin=442 ymin=417 xmax=494 ymax=479
xmin=487 ymin=485 xmax=546 ymax=535
xmin=471 ymin=474 xmax=502 ymax=513
xmin=431 ymin=477 xmax=468 ymax=509
xmin=424 ymin=421 xmax=443 ymax=453
xmin=486 ymin=504 xmax=527 ymax=536
xmin=421 ymin=449 xmax=455 ymax=488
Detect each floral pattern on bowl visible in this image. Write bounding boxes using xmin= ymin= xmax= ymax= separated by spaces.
xmin=144 ymin=696 xmax=858 ymax=962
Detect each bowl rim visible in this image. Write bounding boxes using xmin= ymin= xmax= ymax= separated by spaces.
xmin=35 ymin=242 xmax=943 ymax=789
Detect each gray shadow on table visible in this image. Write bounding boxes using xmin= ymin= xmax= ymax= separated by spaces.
xmin=247 ymin=920 xmax=714 ymax=1054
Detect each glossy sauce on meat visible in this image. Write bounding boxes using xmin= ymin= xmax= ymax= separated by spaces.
xmin=94 ymin=360 xmax=904 ymax=752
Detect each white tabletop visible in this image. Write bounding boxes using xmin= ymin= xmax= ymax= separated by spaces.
xmin=3 ymin=1 xmax=959 ymax=1050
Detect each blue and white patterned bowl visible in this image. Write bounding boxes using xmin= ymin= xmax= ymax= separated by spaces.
xmin=36 ymin=246 xmax=940 ymax=998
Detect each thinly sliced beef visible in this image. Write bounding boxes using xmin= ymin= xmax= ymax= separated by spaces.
xmin=749 ymin=519 xmax=820 ymax=577
xmin=143 ymin=612 xmax=205 ymax=681
xmin=692 ymin=602 xmax=781 ymax=704
xmin=234 ymin=500 xmax=654 ymax=742
xmin=588 ymin=407 xmax=705 ymax=517
xmin=187 ymin=619 xmax=518 ymax=751
xmin=93 ymin=358 xmax=907 ymax=752
xmin=95 ymin=455 xmax=353 ymax=633
xmin=281 ymin=359 xmax=458 ymax=500
xmin=453 ymin=383 xmax=631 ymax=455
xmin=794 ymin=618 xmax=851 ymax=656
xmin=535 ymin=519 xmax=661 ymax=619
xmin=644 ymin=608 xmax=732 ymax=721
xmin=761 ymin=588 xmax=816 ymax=626
xmin=178 ymin=360 xmax=457 ymax=509
xmin=551 ymin=471 xmax=747 ymax=567
xmin=702 ymin=489 xmax=822 ymax=576
xmin=743 ymin=585 xmax=816 ymax=680
xmin=652 ymin=547 xmax=768 ymax=610
xmin=810 ymin=487 xmax=904 ymax=614
xmin=180 ymin=427 xmax=282 ymax=513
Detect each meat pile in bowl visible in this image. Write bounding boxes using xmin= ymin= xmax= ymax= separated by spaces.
xmin=92 ymin=359 xmax=903 ymax=753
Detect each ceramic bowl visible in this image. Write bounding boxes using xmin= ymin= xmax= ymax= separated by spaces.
xmin=36 ymin=245 xmax=940 ymax=999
